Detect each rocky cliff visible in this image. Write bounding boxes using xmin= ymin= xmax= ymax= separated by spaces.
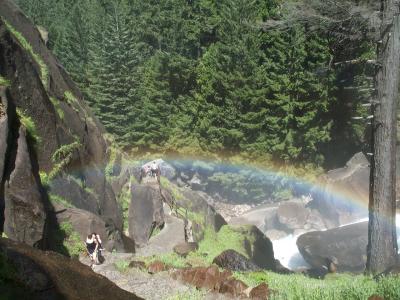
xmin=0 ymin=0 xmax=131 ymax=251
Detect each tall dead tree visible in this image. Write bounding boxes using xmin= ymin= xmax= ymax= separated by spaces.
xmin=366 ymin=0 xmax=399 ymax=275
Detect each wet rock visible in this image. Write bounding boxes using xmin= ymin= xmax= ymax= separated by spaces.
xmin=4 ymin=126 xmax=46 ymax=247
xmin=173 ymin=242 xmax=199 ymax=257
xmin=263 ymin=207 xmax=279 ymax=231
xmin=249 ymin=283 xmax=269 ymax=300
xmin=265 ymin=229 xmax=286 ymax=241
xmin=189 ymin=173 xmax=206 ymax=191
xmin=276 ymin=201 xmax=309 ymax=231
xmin=129 ymin=260 xmax=146 ymax=270
xmin=212 ymin=249 xmax=260 ymax=272
xmin=297 ymin=222 xmax=368 ymax=273
xmin=274 ymin=259 xmax=293 ymax=275
xmin=148 ymin=261 xmax=167 ymax=274
xmin=129 ymin=185 xmax=164 ymax=246
xmin=310 ymin=152 xmax=369 ymax=225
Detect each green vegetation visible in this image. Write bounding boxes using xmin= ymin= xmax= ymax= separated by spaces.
xmin=117 ymin=184 xmax=131 ymax=231
xmin=114 ymin=259 xmax=130 ymax=273
xmin=15 ymin=0 xmax=374 ymax=168
xmin=39 ymin=171 xmax=50 ymax=187
xmin=16 ymin=108 xmax=41 ymax=144
xmin=3 ymin=20 xmax=48 ymax=88
xmin=57 ymin=222 xmax=85 ymax=258
xmin=234 ymin=271 xmax=400 ymax=300
xmin=0 ymin=76 xmax=10 ymax=87
xmin=143 ymin=253 xmax=187 ymax=269
xmin=48 ymin=137 xmax=81 ymax=179
xmin=48 ymin=193 xmax=75 ymax=208
xmin=50 ymin=97 xmax=65 ymax=120
xmin=105 ymin=145 xmax=119 ymax=178
xmin=192 ymin=225 xmax=253 ymax=265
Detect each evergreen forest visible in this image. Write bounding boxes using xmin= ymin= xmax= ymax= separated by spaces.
xmin=15 ymin=0 xmax=376 ymax=169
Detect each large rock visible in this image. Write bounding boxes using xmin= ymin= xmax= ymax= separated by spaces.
xmin=0 ymin=87 xmax=8 ymax=185
xmin=49 ymin=175 xmax=99 ymax=214
xmin=297 ymin=221 xmax=368 ymax=273
xmin=212 ymin=249 xmax=261 ymax=271
xmin=128 ymin=184 xmax=164 ymax=246
xmin=0 ymin=237 xmax=142 ymax=300
xmin=180 ymin=189 xmax=227 ymax=241
xmin=0 ymin=0 xmax=124 ymax=245
xmin=239 ymin=225 xmax=276 ymax=270
xmin=51 ymin=203 xmax=133 ymax=252
xmin=276 ymin=200 xmax=309 ymax=231
xmin=4 ymin=127 xmax=46 ymax=247
xmin=173 ymin=242 xmax=199 ymax=257
xmin=310 ymin=152 xmax=369 ymax=225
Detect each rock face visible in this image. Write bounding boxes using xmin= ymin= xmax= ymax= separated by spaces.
xmin=212 ymin=249 xmax=261 ymax=271
xmin=0 ymin=237 xmax=143 ymax=300
xmin=310 ymin=152 xmax=369 ymax=225
xmin=297 ymin=221 xmax=368 ymax=273
xmin=276 ymin=200 xmax=309 ymax=231
xmin=0 ymin=0 xmax=125 ymax=248
xmin=128 ymin=184 xmax=164 ymax=246
xmin=180 ymin=189 xmax=227 ymax=241
xmin=51 ymin=203 xmax=130 ymax=252
xmin=4 ymin=127 xmax=46 ymax=247
xmin=0 ymin=87 xmax=8 ymax=186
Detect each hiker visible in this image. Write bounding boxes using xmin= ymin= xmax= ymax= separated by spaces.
xmin=86 ymin=233 xmax=104 ymax=266
xmin=86 ymin=233 xmax=99 ymax=266
xmin=151 ymin=161 xmax=159 ymax=178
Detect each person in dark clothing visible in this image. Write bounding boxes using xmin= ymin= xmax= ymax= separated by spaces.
xmin=86 ymin=233 xmax=99 ymax=266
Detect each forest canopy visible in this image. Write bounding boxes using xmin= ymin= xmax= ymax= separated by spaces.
xmin=15 ymin=0 xmax=375 ymax=168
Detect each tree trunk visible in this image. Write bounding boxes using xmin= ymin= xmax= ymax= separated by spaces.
xmin=366 ymin=0 xmax=400 ymax=275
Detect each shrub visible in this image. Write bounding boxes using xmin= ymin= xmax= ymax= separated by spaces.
xmin=0 ymin=76 xmax=10 ymax=87
xmin=48 ymin=138 xmax=81 ymax=179
xmin=59 ymin=222 xmax=85 ymax=258
xmin=114 ymin=260 xmax=130 ymax=273
xmin=50 ymin=97 xmax=64 ymax=120
xmin=16 ymin=108 xmax=41 ymax=144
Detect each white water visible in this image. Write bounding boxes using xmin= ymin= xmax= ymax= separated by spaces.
xmin=272 ymin=213 xmax=400 ymax=270
xmin=272 ymin=234 xmax=310 ymax=270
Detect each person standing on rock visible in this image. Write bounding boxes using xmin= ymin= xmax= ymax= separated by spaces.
xmin=151 ymin=161 xmax=159 ymax=178
xmin=86 ymin=233 xmax=99 ymax=267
